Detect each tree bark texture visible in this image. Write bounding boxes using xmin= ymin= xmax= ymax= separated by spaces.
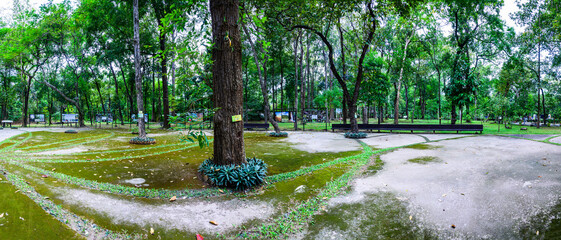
xmin=133 ymin=0 xmax=146 ymax=138
xmin=210 ymin=0 xmax=246 ymax=166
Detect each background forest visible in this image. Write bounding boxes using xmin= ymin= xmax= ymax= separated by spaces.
xmin=0 ymin=0 xmax=560 ymax=129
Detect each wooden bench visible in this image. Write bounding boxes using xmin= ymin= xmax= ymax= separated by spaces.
xmin=244 ymin=123 xmax=270 ymax=130
xmin=332 ymin=124 xmax=483 ymax=134
xmin=1 ymin=120 xmax=13 ymax=128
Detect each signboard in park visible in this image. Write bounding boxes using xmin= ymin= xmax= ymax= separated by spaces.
xmin=96 ymin=114 xmax=113 ymax=122
xmin=35 ymin=114 xmax=45 ymax=123
xmin=62 ymin=114 xmax=79 ymax=123
xmin=275 ymin=112 xmax=290 ymax=122
xmin=131 ymin=114 xmax=148 ymax=122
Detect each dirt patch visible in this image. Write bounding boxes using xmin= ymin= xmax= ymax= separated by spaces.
xmin=281 ymin=132 xmax=361 ymax=153
xmin=36 ymin=145 xmax=94 ymax=155
xmin=360 ymin=134 xmax=427 ymax=149
xmin=325 ymin=135 xmax=561 ymax=238
xmin=56 ymin=188 xmax=274 ymax=234
xmin=549 ymin=136 xmax=561 ymax=144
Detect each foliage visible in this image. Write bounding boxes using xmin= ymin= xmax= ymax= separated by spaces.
xmin=198 ymin=158 xmax=268 ymax=191
xmin=129 ymin=137 xmax=156 ymax=145
xmin=269 ymin=132 xmax=288 ymax=137
xmin=344 ymin=132 xmax=367 ymax=139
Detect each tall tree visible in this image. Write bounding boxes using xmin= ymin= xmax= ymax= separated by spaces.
xmin=241 ymin=10 xmax=282 ymax=133
xmin=133 ymin=0 xmax=146 ymax=138
xmin=210 ymin=0 xmax=246 ymax=165
xmin=444 ymin=0 xmax=503 ymax=124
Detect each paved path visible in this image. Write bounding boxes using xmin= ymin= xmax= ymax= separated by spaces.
xmin=303 ymin=135 xmax=561 ymax=239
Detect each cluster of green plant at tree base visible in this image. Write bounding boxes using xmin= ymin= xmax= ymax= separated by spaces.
xmin=129 ymin=137 xmax=156 ymax=145
xmin=269 ymin=132 xmax=288 ymax=137
xmin=198 ymin=158 xmax=267 ymax=191
xmin=344 ymin=132 xmax=368 ymax=139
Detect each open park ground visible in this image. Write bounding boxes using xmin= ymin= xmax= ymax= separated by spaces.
xmin=1 ymin=126 xmax=561 ymax=239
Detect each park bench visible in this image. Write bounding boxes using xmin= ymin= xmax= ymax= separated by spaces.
xmin=1 ymin=120 xmax=13 ymax=128
xmin=244 ymin=123 xmax=270 ymax=130
xmin=332 ymin=123 xmax=483 ymax=134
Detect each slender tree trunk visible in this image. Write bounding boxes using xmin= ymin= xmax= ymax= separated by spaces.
xmin=300 ymin=35 xmax=305 ymax=126
xmin=22 ymin=76 xmax=31 ymax=127
xmin=133 ymin=0 xmax=146 ymax=138
xmin=338 ymin=21 xmax=348 ymax=125
xmin=293 ymin=32 xmax=300 ymax=130
xmin=393 ymin=37 xmax=411 ymax=124
xmin=110 ymin=64 xmax=124 ymax=124
xmin=210 ymin=0 xmax=246 ymax=165
xmin=152 ymin=61 xmax=157 ymax=122
xmin=158 ymin=30 xmax=170 ymax=129
xmin=280 ymin=57 xmax=284 ymax=110
xmin=241 ymin=23 xmax=280 ymax=133
xmin=119 ymin=62 xmax=134 ymax=122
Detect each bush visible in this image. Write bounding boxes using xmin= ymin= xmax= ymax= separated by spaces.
xmin=344 ymin=132 xmax=367 ymax=139
xmin=269 ymin=132 xmax=288 ymax=137
xmin=129 ymin=137 xmax=156 ymax=145
xmin=64 ymin=130 xmax=78 ymax=134
xmin=198 ymin=158 xmax=267 ymax=191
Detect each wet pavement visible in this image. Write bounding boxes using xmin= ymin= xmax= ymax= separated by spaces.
xmin=305 ymin=135 xmax=561 ymax=239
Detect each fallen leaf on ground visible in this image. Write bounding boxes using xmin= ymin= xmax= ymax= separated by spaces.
xmin=409 ymin=215 xmax=413 ymax=220
xmin=219 ymin=189 xmax=224 ymax=193
xmin=451 ymin=224 xmax=456 ymax=229
xmin=0 ymin=213 xmax=4 ymax=218
xmin=41 ymin=175 xmax=48 ymax=178
xmin=196 ymin=234 xmax=204 ymax=240
xmin=537 ymin=231 xmax=539 ymax=235
xmin=209 ymin=221 xmax=218 ymax=226
xmin=169 ymin=196 xmax=177 ymax=202
xmin=150 ymin=227 xmax=154 ymax=235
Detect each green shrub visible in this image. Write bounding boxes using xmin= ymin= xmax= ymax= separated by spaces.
xmin=199 ymin=158 xmax=267 ymax=191
xmin=129 ymin=137 xmax=156 ymax=145
xmin=64 ymin=130 xmax=78 ymax=134
xmin=269 ymin=132 xmax=288 ymax=137
xmin=344 ymin=132 xmax=367 ymax=139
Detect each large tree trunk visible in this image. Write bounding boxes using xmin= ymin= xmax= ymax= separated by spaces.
xmin=451 ymin=103 xmax=457 ymax=125
xmin=210 ymin=0 xmax=246 ymax=166
xmin=133 ymin=0 xmax=146 ymax=138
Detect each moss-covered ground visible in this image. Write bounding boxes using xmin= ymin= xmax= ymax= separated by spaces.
xmin=2 ymin=128 xmax=561 ymax=239
xmin=0 ymin=129 xmax=366 ymax=239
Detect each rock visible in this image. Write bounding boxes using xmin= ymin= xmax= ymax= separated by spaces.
xmin=170 ymin=196 xmax=177 ymax=202
xmin=294 ymin=185 xmax=306 ymax=193
xmin=124 ymin=178 xmax=145 ymax=185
